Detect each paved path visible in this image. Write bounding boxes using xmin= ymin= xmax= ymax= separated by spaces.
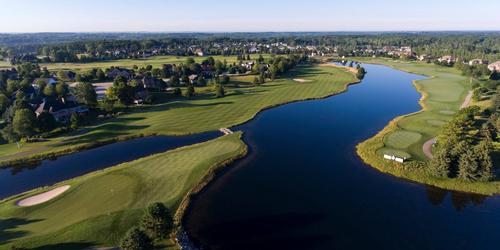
xmin=422 ymin=90 xmax=473 ymax=159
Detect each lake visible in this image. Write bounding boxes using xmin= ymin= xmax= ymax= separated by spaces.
xmin=0 ymin=131 xmax=219 ymax=199
xmin=183 ymin=64 xmax=500 ymax=250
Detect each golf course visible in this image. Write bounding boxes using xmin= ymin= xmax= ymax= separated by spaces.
xmin=0 ymin=132 xmax=247 ymax=249
xmin=0 ymin=64 xmax=358 ymax=166
xmin=355 ymin=57 xmax=500 ymax=194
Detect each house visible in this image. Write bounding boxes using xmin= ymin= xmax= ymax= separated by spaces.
xmin=194 ymin=48 xmax=205 ymax=57
xmin=469 ymin=59 xmax=489 ymax=66
xmin=35 ymin=97 xmax=89 ymax=123
xmin=188 ymin=74 xmax=199 ymax=84
xmin=488 ymin=61 xmax=500 ymax=72
xmin=438 ymin=55 xmax=456 ymax=64
xmin=383 ymin=154 xmax=406 ymax=163
xmin=32 ymin=78 xmax=58 ymax=93
xmin=417 ymin=54 xmax=432 ymax=61
xmin=141 ymin=76 xmax=163 ymax=90
xmin=107 ymin=68 xmax=132 ymax=79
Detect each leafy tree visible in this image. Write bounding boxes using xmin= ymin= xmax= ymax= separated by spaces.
xmin=43 ymin=84 xmax=56 ymax=97
xmin=37 ymin=112 xmax=57 ymax=132
xmin=185 ymin=85 xmax=195 ymax=98
xmin=74 ymin=82 xmax=98 ymax=107
xmin=12 ymin=109 xmax=36 ymax=139
xmin=70 ymin=113 xmax=80 ymax=130
xmin=96 ymin=69 xmax=106 ymax=81
xmin=140 ymin=202 xmax=172 ymax=240
xmin=221 ymin=75 xmax=230 ymax=85
xmin=357 ymin=67 xmax=367 ymax=79
xmin=172 ymin=87 xmax=182 ymax=96
xmin=215 ymin=84 xmax=225 ymax=98
xmin=0 ymin=124 xmax=19 ymax=143
xmin=0 ymin=93 xmax=10 ymax=115
xmin=55 ymin=82 xmax=69 ymax=97
xmin=119 ymin=226 xmax=153 ymax=250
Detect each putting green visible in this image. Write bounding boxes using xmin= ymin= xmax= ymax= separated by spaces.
xmin=0 ymin=133 xmax=247 ymax=249
xmin=426 ymin=119 xmax=447 ymax=126
xmin=384 ymin=131 xmax=422 ymax=149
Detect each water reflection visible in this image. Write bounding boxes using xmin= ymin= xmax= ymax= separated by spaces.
xmin=425 ymin=186 xmax=487 ymax=210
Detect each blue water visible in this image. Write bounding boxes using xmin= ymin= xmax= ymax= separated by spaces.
xmin=0 ymin=132 xmax=220 ymax=199
xmin=184 ymin=64 xmax=500 ymax=250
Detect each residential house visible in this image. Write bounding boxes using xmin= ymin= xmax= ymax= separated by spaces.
xmin=188 ymin=74 xmax=199 ymax=84
xmin=469 ymin=59 xmax=489 ymax=66
xmin=488 ymin=61 xmax=500 ymax=72
xmin=438 ymin=55 xmax=456 ymax=64
xmin=417 ymin=54 xmax=433 ymax=61
xmin=194 ymin=48 xmax=205 ymax=57
xmin=35 ymin=97 xmax=89 ymax=123
xmin=107 ymin=68 xmax=132 ymax=79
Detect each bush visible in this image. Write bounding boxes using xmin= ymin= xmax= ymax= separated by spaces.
xmin=120 ymin=226 xmax=154 ymax=250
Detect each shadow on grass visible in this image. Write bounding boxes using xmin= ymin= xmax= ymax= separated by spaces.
xmin=26 ymin=242 xmax=97 ymax=250
xmin=0 ymin=218 xmax=44 ymax=244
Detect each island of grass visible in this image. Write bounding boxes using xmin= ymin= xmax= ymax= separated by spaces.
xmin=354 ymin=57 xmax=500 ymax=195
xmin=0 ymin=132 xmax=247 ymax=250
xmin=0 ymin=63 xmax=358 ymax=166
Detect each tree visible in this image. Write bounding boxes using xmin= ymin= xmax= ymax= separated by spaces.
xmin=0 ymin=93 xmax=10 ymax=115
xmin=74 ymin=82 xmax=98 ymax=107
xmin=43 ymin=84 xmax=56 ymax=97
xmin=37 ymin=112 xmax=57 ymax=132
xmin=457 ymin=148 xmax=479 ymax=182
xmin=140 ymin=202 xmax=172 ymax=240
xmin=70 ymin=113 xmax=80 ymax=130
xmin=119 ymin=226 xmax=153 ymax=250
xmin=12 ymin=109 xmax=36 ymax=139
xmin=475 ymin=140 xmax=494 ymax=181
xmin=55 ymin=82 xmax=69 ymax=98
xmin=185 ymin=85 xmax=195 ymax=98
xmin=215 ymin=84 xmax=225 ymax=98
xmin=221 ymin=75 xmax=230 ymax=85
xmin=96 ymin=69 xmax=106 ymax=81
xmin=356 ymin=67 xmax=367 ymax=79
xmin=429 ymin=147 xmax=451 ymax=178
xmin=0 ymin=124 xmax=19 ymax=143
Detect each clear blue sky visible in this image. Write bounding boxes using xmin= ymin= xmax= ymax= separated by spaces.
xmin=0 ymin=0 xmax=499 ymax=32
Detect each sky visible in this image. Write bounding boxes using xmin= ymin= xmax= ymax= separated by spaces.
xmin=0 ymin=0 xmax=499 ymax=32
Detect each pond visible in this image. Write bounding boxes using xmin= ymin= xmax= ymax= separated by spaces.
xmin=183 ymin=64 xmax=500 ymax=250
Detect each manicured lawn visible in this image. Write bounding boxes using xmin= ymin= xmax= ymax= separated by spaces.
xmin=355 ymin=57 xmax=500 ymax=195
xmin=356 ymin=58 xmax=471 ymax=160
xmin=40 ymin=55 xmax=271 ymax=72
xmin=0 ymin=65 xmax=357 ymax=165
xmin=0 ymin=132 xmax=247 ymax=250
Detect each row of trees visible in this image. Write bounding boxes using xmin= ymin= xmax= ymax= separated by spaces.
xmin=430 ymin=106 xmax=496 ymax=182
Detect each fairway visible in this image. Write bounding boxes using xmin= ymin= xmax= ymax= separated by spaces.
xmin=0 ymin=65 xmax=357 ymax=165
xmin=39 ymin=55 xmax=272 ymax=72
xmin=0 ymin=133 xmax=247 ymax=249
xmin=357 ymin=58 xmax=470 ymax=160
xmin=356 ymin=58 xmax=500 ymax=195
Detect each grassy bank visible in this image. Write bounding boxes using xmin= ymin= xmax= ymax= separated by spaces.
xmin=0 ymin=65 xmax=357 ymax=166
xmin=354 ymin=57 xmax=500 ymax=195
xmin=0 ymin=132 xmax=247 ymax=250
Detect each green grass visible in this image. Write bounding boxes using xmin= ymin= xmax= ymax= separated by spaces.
xmin=356 ymin=57 xmax=471 ymax=160
xmin=0 ymin=65 xmax=357 ymax=165
xmin=0 ymin=132 xmax=247 ymax=250
xmin=354 ymin=57 xmax=500 ymax=195
xmin=40 ymin=55 xmax=272 ymax=72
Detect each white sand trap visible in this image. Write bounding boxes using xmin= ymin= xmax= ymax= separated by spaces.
xmin=293 ymin=78 xmax=312 ymax=83
xmin=17 ymin=185 xmax=70 ymax=207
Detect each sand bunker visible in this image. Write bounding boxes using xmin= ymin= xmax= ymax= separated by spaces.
xmin=17 ymin=185 xmax=70 ymax=207
xmin=293 ymin=78 xmax=312 ymax=83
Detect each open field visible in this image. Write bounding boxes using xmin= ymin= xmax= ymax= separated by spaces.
xmin=38 ymin=55 xmax=271 ymax=72
xmin=0 ymin=132 xmax=247 ymax=249
xmin=355 ymin=57 xmax=500 ymax=195
xmin=0 ymin=64 xmax=357 ymax=165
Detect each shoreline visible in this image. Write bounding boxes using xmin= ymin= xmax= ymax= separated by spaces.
xmin=0 ymin=64 xmax=359 ymax=169
xmin=354 ymin=58 xmax=500 ymax=195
